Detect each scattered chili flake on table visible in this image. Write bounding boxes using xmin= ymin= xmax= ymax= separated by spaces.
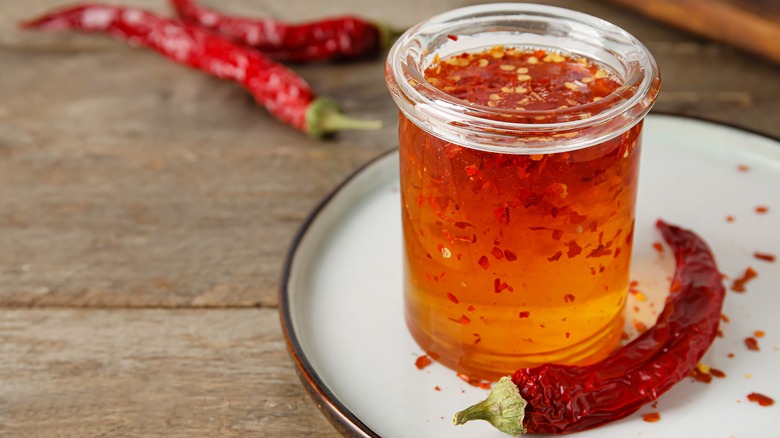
xmin=755 ymin=206 xmax=769 ymax=214
xmin=744 ymin=337 xmax=760 ymax=351
xmin=753 ymin=252 xmax=776 ymax=262
xmin=21 ymin=4 xmax=380 ymax=138
xmin=754 ymin=330 xmax=765 ymax=338
xmin=642 ymin=412 xmax=661 ymax=423
xmin=730 ymin=267 xmax=758 ymax=292
xmin=453 ymin=220 xmax=727 ymax=435
xmin=726 ymin=215 xmax=735 ymax=222
xmin=652 ymin=241 xmax=664 ymax=253
xmin=747 ymin=392 xmax=775 ymax=406
xmin=737 ymin=164 xmax=750 ymax=172
xmin=170 ymin=0 xmax=401 ymax=62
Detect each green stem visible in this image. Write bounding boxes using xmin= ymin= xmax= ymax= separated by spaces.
xmin=306 ymin=97 xmax=382 ymax=138
xmin=453 ymin=376 xmax=528 ymax=436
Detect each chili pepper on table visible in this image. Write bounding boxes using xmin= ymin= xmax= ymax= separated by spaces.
xmin=170 ymin=0 xmax=402 ymax=62
xmin=21 ymin=4 xmax=381 ymax=138
xmin=454 ymin=220 xmax=726 ymax=435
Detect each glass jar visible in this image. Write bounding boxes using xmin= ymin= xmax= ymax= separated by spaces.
xmin=385 ymin=3 xmax=660 ymax=379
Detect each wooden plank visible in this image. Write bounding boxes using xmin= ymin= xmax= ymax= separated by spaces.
xmin=0 ymin=308 xmax=340 ymax=438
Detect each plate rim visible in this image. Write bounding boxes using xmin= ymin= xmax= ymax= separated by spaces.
xmin=277 ymin=113 xmax=780 ymax=437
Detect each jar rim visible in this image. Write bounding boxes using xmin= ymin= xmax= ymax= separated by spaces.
xmin=385 ymin=3 xmax=661 ymax=154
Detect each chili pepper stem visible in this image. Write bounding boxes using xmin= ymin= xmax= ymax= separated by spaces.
xmin=306 ymin=97 xmax=382 ymax=138
xmin=453 ymin=376 xmax=528 ymax=436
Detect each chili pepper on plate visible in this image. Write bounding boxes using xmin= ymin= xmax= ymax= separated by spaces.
xmin=454 ymin=220 xmax=726 ymax=435
xmin=21 ymin=4 xmax=381 ymax=138
xmin=170 ymin=0 xmax=402 ymax=62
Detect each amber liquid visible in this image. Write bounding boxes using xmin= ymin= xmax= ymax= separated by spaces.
xmin=400 ymin=48 xmax=642 ymax=379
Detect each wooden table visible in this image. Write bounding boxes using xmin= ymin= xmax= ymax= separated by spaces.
xmin=1 ymin=1 xmax=778 ymax=436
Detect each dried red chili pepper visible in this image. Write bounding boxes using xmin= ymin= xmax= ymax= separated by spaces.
xmin=454 ymin=220 xmax=726 ymax=435
xmin=170 ymin=0 xmax=400 ymax=62
xmin=21 ymin=4 xmax=380 ymax=138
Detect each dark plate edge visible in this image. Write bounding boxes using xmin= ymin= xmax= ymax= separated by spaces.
xmin=277 ymin=113 xmax=780 ymax=437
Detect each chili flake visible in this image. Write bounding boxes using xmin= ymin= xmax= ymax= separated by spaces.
xmin=547 ymin=251 xmax=563 ymax=262
xmin=755 ymin=205 xmax=769 ymax=214
xmin=447 ymin=292 xmax=460 ymax=304
xmin=744 ymin=337 xmax=760 ymax=351
xmin=642 ymin=412 xmax=661 ymax=423
xmin=710 ymin=368 xmax=726 ymax=378
xmin=478 ymin=255 xmax=490 ymax=270
xmin=690 ymin=367 xmax=713 ymax=384
xmin=652 ymin=241 xmax=664 ymax=253
xmin=566 ymin=240 xmax=582 ymax=258
xmin=737 ymin=164 xmax=750 ymax=172
xmin=754 ymin=330 xmax=765 ymax=338
xmin=518 ymin=311 xmax=530 ymax=318
xmin=564 ymin=294 xmax=576 ymax=303
xmin=415 ymin=354 xmax=433 ymax=370
xmin=754 ymin=252 xmax=776 ymax=262
xmin=731 ymin=267 xmax=758 ymax=292
xmin=747 ymin=392 xmax=775 ymax=407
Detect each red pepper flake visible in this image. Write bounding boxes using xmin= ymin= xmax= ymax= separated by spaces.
xmin=493 ymin=207 xmax=510 ymax=224
xmin=464 ymin=164 xmax=479 ymax=176
xmin=652 ymin=241 xmax=664 ymax=253
xmin=415 ymin=354 xmax=433 ymax=370
xmin=447 ymin=34 xmax=459 ymax=41
xmin=567 ymin=240 xmax=582 ymax=258
xmin=565 ymin=332 xmax=571 ymax=339
xmin=569 ymin=211 xmax=587 ymax=224
xmin=454 ymin=221 xmax=474 ymax=229
xmin=467 ymin=305 xmax=476 ymax=312
xmin=744 ymin=337 xmax=760 ymax=351
xmin=504 ymin=249 xmax=517 ymax=261
xmin=587 ymin=220 xmax=598 ymax=233
xmin=586 ymin=244 xmax=612 ymax=258
xmin=634 ymin=320 xmax=648 ymax=334
xmin=552 ymin=229 xmax=564 ymax=241
xmin=710 ymin=368 xmax=726 ymax=378
xmin=478 ymin=255 xmax=490 ymax=270
xmin=754 ymin=330 xmax=765 ymax=338
xmin=726 ymin=215 xmax=735 ymax=222
xmin=564 ymin=294 xmax=576 ymax=303
xmin=720 ymin=313 xmax=730 ymax=323
xmin=731 ymin=267 xmax=758 ymax=292
xmin=547 ymin=250 xmax=563 ymax=262
xmin=747 ymin=392 xmax=775 ymax=407
xmin=689 ymin=367 xmax=713 ymax=384
xmin=494 ymin=278 xmax=513 ymax=293
xmin=434 ymin=385 xmax=441 ymax=391
xmin=728 ymin=353 xmax=735 ymax=358
xmin=754 ymin=252 xmax=776 ymax=262
xmin=737 ymin=164 xmax=750 ymax=172
xmin=518 ymin=311 xmax=530 ymax=318
xmin=755 ymin=206 xmax=769 ymax=214
xmin=447 ymin=292 xmax=460 ymax=304
xmin=491 ymin=246 xmax=505 ymax=260
xmin=642 ymin=412 xmax=661 ymax=423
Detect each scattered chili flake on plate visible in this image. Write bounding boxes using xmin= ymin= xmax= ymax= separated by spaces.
xmin=690 ymin=367 xmax=713 ymax=384
xmin=747 ymin=392 xmax=774 ymax=407
xmin=754 ymin=252 xmax=776 ymax=262
xmin=755 ymin=205 xmax=769 ymax=214
xmin=710 ymin=368 xmax=727 ymax=378
xmin=652 ymin=241 xmax=664 ymax=253
xmin=754 ymin=330 xmax=765 ymax=338
xmin=642 ymin=412 xmax=661 ymax=423
xmin=744 ymin=337 xmax=760 ymax=351
xmin=415 ymin=354 xmax=433 ymax=370
xmin=737 ymin=164 xmax=750 ymax=172
xmin=726 ymin=215 xmax=735 ymax=222
xmin=730 ymin=267 xmax=758 ymax=292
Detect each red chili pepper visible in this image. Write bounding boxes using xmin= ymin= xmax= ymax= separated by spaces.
xmin=170 ymin=0 xmax=400 ymax=62
xmin=21 ymin=4 xmax=381 ymax=137
xmin=454 ymin=220 xmax=726 ymax=435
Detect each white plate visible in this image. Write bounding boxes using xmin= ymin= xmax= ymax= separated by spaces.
xmin=280 ymin=114 xmax=780 ymax=437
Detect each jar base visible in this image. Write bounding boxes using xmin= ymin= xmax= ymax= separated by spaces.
xmin=407 ymin=310 xmax=625 ymax=381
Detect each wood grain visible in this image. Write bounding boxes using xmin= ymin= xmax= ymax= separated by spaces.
xmin=0 ymin=308 xmax=340 ymax=438
xmin=1 ymin=0 xmax=779 ymax=437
